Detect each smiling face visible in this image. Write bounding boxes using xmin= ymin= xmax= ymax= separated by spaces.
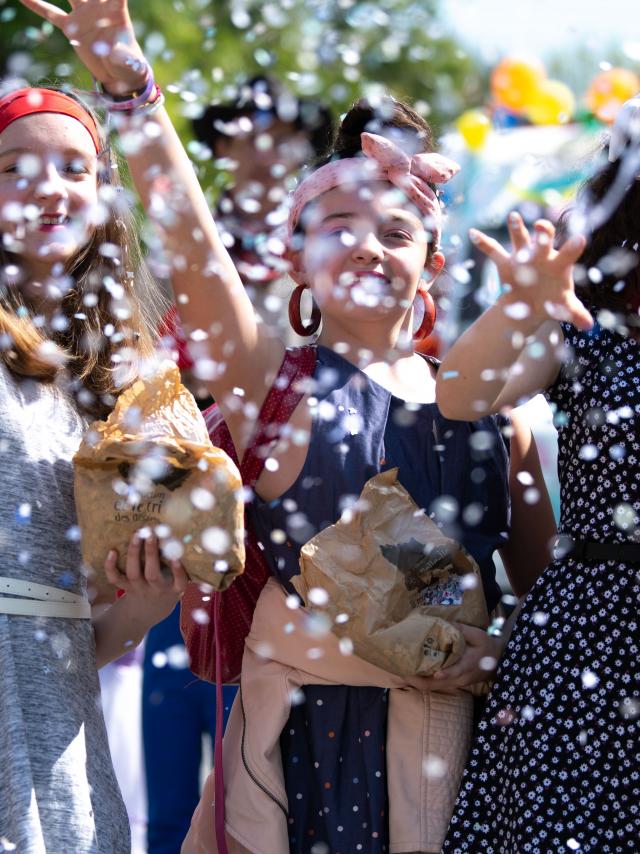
xmin=0 ymin=111 xmax=100 ymax=281
xmin=291 ymin=180 xmax=443 ymax=336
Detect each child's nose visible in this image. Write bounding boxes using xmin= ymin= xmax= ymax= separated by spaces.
xmin=351 ymin=231 xmax=384 ymax=264
xmin=34 ymin=164 xmax=67 ymax=202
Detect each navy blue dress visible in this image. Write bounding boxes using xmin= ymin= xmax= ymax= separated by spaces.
xmin=249 ymin=346 xmax=510 ymax=854
xmin=442 ymin=321 xmax=640 ymax=853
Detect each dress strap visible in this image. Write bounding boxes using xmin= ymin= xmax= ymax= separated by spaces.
xmin=0 ymin=577 xmax=91 ymax=619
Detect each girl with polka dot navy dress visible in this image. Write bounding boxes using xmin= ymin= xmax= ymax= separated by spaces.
xmin=437 ymin=113 xmax=640 ymax=852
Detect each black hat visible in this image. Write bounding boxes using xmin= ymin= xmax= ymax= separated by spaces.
xmin=191 ymin=75 xmax=333 ymax=158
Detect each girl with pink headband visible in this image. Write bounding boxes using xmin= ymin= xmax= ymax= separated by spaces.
xmin=0 ymin=80 xmax=189 ymax=850
xmin=18 ymin=1 xmax=556 ymax=851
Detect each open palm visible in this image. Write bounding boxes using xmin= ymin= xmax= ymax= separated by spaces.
xmin=19 ymin=0 xmax=147 ymax=94
xmin=470 ymin=212 xmax=593 ymax=331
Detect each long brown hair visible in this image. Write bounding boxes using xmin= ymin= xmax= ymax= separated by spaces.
xmin=0 ymin=86 xmax=167 ymax=415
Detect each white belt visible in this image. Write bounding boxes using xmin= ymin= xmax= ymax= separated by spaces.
xmin=0 ymin=577 xmax=91 ymax=619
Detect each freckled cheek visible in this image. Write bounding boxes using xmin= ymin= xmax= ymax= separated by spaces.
xmin=303 ymin=239 xmax=345 ymax=290
xmin=0 ymin=197 xmax=22 ymax=235
xmin=308 ymin=272 xmax=336 ymax=308
xmin=304 ymin=235 xmax=335 ymax=270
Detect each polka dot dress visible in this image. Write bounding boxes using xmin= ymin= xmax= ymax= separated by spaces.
xmin=249 ymin=346 xmax=511 ymax=854
xmin=442 ymin=320 xmax=640 ymax=853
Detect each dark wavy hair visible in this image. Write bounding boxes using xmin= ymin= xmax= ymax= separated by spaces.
xmin=324 ymin=96 xmax=435 ymax=161
xmin=557 ymin=141 xmax=640 ymax=335
xmin=192 ymin=75 xmax=334 ymax=159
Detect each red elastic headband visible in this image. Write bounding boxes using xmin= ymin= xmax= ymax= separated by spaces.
xmin=0 ymin=88 xmax=101 ymax=154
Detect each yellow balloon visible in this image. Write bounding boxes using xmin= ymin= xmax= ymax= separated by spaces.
xmin=491 ymin=57 xmax=546 ymax=113
xmin=456 ymin=109 xmax=492 ymax=151
xmin=525 ymin=79 xmax=575 ymax=125
xmin=586 ymin=68 xmax=640 ymax=123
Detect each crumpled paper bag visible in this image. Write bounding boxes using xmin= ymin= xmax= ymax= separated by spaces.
xmin=292 ymin=468 xmax=489 ymax=678
xmin=74 ymin=360 xmax=245 ymax=589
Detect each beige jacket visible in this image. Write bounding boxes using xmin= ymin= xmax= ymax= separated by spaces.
xmin=182 ymin=579 xmax=473 ymax=854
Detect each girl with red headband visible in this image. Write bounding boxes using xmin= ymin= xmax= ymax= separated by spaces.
xmin=0 ymin=81 xmax=190 ymax=851
xmin=16 ymin=1 xmax=557 ymax=851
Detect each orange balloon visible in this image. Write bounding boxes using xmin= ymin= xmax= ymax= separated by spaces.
xmin=586 ymin=68 xmax=640 ymax=123
xmin=491 ymin=57 xmax=546 ymax=113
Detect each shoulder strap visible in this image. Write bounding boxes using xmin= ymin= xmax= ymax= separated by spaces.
xmin=240 ymin=345 xmax=316 ymax=487
xmin=207 ymin=347 xmax=317 ymax=854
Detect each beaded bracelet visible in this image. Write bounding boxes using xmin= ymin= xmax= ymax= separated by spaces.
xmin=134 ymin=83 xmax=165 ymax=115
xmin=98 ymin=64 xmax=156 ymax=112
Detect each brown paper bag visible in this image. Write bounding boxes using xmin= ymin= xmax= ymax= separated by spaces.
xmin=74 ymin=360 xmax=244 ymax=589
xmin=292 ymin=468 xmax=489 ymax=678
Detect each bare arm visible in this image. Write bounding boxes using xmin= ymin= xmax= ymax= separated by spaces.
xmin=436 ymin=214 xmax=592 ymax=420
xmin=19 ymin=0 xmax=285 ymax=443
xmin=117 ymin=106 xmax=285 ymax=398
xmin=500 ymin=408 xmax=556 ymax=597
xmin=430 ymin=409 xmax=557 ymax=688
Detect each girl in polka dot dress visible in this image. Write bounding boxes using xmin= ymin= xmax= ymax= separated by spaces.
xmin=436 ymin=115 xmax=640 ymax=852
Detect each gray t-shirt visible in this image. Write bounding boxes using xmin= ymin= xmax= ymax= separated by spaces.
xmin=0 ymin=364 xmax=129 ymax=853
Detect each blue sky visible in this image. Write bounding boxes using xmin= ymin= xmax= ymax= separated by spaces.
xmin=439 ymin=0 xmax=640 ymax=63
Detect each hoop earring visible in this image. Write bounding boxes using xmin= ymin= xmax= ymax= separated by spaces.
xmin=413 ymin=285 xmax=437 ymax=342
xmin=288 ymin=284 xmax=321 ymax=336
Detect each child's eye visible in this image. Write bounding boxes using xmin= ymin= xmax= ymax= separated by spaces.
xmin=386 ymin=229 xmax=412 ymax=241
xmin=65 ymin=159 xmax=89 ymax=175
xmin=327 ymin=226 xmax=356 ymax=245
xmin=6 ymin=154 xmax=42 ymax=178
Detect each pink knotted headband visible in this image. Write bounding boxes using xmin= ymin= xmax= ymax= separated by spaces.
xmin=287 ymin=131 xmax=460 ymax=248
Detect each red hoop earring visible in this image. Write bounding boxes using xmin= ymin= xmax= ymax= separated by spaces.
xmin=413 ymin=285 xmax=437 ymax=342
xmin=288 ymin=284 xmax=321 ymax=336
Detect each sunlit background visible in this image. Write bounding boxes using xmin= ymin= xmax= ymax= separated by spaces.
xmin=1 ymin=0 xmax=639 ymax=538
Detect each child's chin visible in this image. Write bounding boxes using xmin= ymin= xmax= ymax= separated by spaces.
xmin=36 ymin=234 xmax=87 ymax=260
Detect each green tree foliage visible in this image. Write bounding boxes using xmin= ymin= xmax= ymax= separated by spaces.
xmin=1 ymin=0 xmax=483 ymax=135
xmin=1 ymin=0 xmax=486 ymax=207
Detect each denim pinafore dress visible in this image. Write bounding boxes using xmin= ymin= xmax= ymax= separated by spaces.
xmin=249 ymin=346 xmax=510 ymax=854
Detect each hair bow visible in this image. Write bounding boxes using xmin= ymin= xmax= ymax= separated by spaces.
xmin=287 ymin=131 xmax=460 ymax=248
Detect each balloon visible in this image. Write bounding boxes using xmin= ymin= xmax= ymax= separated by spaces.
xmin=491 ymin=57 xmax=546 ymax=113
xmin=526 ymin=79 xmax=575 ymax=125
xmin=586 ymin=68 xmax=640 ymax=124
xmin=455 ymin=109 xmax=492 ymax=151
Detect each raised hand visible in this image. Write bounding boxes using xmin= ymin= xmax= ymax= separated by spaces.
xmin=469 ymin=212 xmax=593 ymax=332
xmin=18 ymin=0 xmax=147 ymax=95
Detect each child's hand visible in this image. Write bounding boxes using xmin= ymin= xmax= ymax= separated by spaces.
xmin=18 ymin=0 xmax=147 ymax=96
xmin=469 ymin=212 xmax=593 ymax=332
xmin=429 ymin=623 xmax=505 ymax=690
xmin=104 ymin=532 xmax=189 ymax=625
